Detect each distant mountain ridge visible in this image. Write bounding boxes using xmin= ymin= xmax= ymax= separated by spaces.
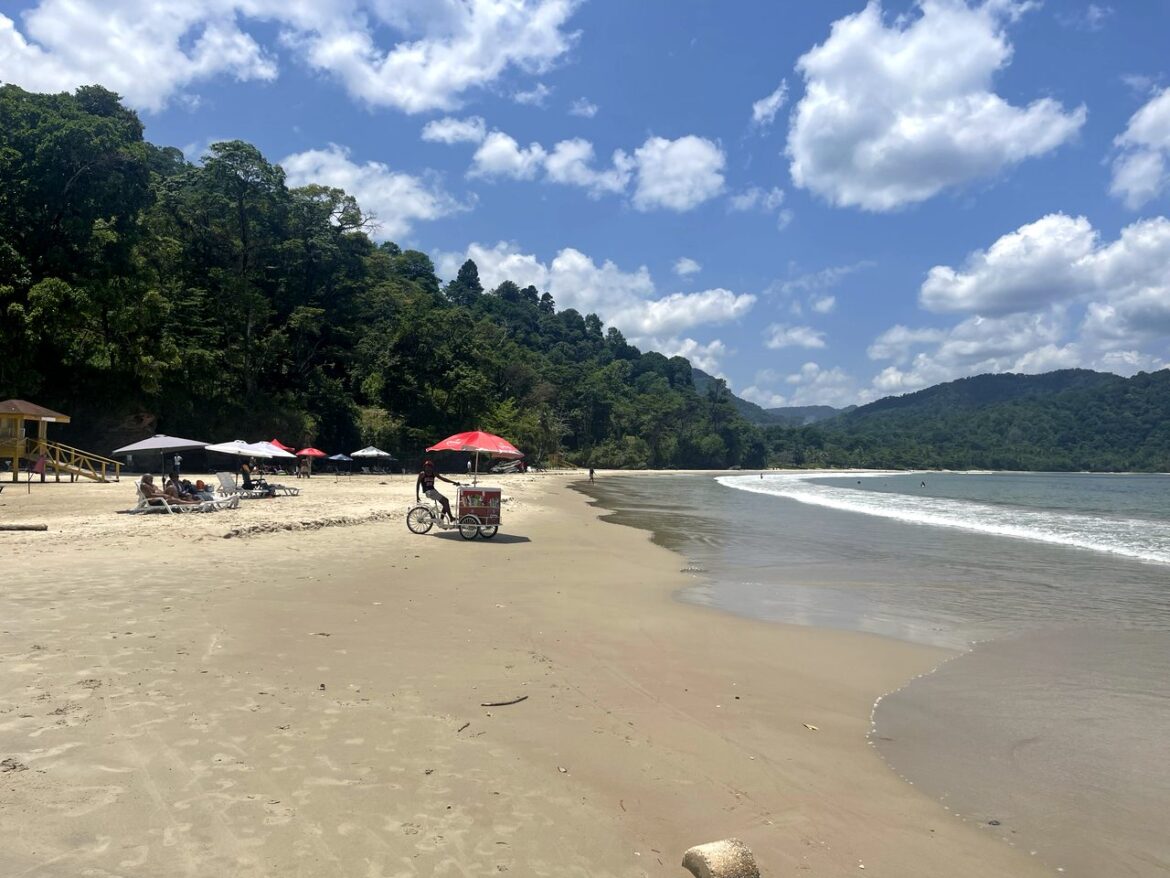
xmin=691 ymin=369 xmax=851 ymax=425
xmin=813 ymin=369 xmax=1170 ymax=471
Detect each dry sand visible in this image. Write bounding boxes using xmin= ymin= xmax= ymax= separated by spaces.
xmin=0 ymin=472 xmax=1052 ymax=876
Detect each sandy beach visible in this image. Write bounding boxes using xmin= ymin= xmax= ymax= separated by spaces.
xmin=0 ymin=472 xmax=1053 ymax=877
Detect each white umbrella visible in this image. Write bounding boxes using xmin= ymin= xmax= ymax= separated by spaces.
xmin=205 ymin=440 xmax=272 ymax=459
xmin=351 ymin=445 xmax=392 ymax=458
xmin=112 ymin=434 xmax=209 ymax=475
xmin=249 ymin=440 xmax=296 ymax=460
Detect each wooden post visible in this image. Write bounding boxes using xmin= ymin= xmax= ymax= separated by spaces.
xmin=37 ymin=420 xmax=51 ymax=482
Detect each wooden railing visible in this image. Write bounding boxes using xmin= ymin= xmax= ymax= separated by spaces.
xmin=9 ymin=438 xmax=122 ymax=482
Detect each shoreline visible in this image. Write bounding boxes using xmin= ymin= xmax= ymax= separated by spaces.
xmin=0 ymin=473 xmax=1053 ymax=875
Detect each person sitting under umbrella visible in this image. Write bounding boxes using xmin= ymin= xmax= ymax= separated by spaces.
xmin=416 ymin=459 xmax=459 ymax=521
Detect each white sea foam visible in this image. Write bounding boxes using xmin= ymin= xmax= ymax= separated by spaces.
xmin=717 ymin=473 xmax=1170 ymax=566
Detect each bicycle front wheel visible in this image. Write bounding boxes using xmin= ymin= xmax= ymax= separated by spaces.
xmin=406 ymin=505 xmax=434 ymax=534
xmin=458 ymin=514 xmax=480 ymax=540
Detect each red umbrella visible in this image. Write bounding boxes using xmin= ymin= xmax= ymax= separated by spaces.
xmin=426 ymin=430 xmax=523 ymax=484
xmin=270 ymin=438 xmax=296 ymax=452
xmin=296 ymin=447 xmax=327 ymax=457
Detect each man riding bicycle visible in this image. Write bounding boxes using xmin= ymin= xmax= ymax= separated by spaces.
xmin=416 ymin=459 xmax=459 ymax=521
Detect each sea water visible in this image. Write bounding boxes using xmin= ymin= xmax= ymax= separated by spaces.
xmin=582 ymin=472 xmax=1170 ymax=877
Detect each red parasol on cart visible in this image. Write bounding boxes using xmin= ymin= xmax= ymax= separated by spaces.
xmin=426 ymin=430 xmax=522 ymax=484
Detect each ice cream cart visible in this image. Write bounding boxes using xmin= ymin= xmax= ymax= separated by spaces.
xmin=406 ymin=483 xmax=501 ymax=540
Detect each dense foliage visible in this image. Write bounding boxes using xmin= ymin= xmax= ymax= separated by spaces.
xmin=0 ymin=85 xmax=765 ymax=468
xmin=3 ymin=85 xmax=1167 ymax=472
xmin=765 ymin=370 xmax=1170 ymax=472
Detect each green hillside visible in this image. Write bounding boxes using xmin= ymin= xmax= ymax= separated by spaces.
xmin=2 ymin=84 xmax=1167 ymax=473
xmin=0 ymin=84 xmax=764 ymax=470
xmin=765 ymin=370 xmax=1170 ymax=472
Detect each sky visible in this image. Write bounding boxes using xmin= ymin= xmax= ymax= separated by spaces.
xmin=3 ymin=0 xmax=1170 ymax=408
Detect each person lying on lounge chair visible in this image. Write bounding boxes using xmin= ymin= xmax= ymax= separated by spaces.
xmin=142 ymin=473 xmax=200 ymax=506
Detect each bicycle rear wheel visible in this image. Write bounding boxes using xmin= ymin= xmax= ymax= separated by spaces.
xmin=407 ymin=505 xmax=434 ymax=534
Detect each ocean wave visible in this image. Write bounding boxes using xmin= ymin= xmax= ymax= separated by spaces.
xmin=717 ymin=473 xmax=1170 ymax=566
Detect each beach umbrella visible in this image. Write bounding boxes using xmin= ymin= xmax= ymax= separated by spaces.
xmin=249 ymin=440 xmax=296 ymax=459
xmin=426 ymin=430 xmax=522 ymax=485
xmin=269 ymin=438 xmax=296 ymax=453
xmin=351 ymin=445 xmax=392 ymax=458
xmin=326 ymin=451 xmax=352 ymax=474
xmin=205 ymin=439 xmax=272 ymax=459
xmin=112 ymin=434 xmax=208 ymax=476
xmin=296 ymin=447 xmax=327 ymax=457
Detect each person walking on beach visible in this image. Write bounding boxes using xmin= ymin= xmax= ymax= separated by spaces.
xmin=588 ymin=467 xmax=595 ymax=483
xmin=173 ymin=453 xmax=182 ymax=478
xmin=417 ymin=459 xmax=458 ymax=521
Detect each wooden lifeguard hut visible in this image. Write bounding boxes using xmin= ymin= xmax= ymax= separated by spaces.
xmin=0 ymin=399 xmax=121 ymax=483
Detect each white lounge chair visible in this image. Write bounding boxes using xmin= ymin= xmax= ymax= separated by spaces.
xmin=129 ymin=481 xmax=239 ymax=514
xmin=216 ymin=471 xmax=269 ymax=499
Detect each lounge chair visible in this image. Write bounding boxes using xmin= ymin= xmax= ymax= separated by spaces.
xmin=215 ymin=471 xmax=299 ymax=498
xmin=215 ymin=471 xmax=270 ymax=499
xmin=128 ymin=480 xmax=239 ymax=514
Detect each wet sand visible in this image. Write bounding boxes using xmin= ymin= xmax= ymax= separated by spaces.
xmin=0 ymin=472 xmax=1052 ymax=876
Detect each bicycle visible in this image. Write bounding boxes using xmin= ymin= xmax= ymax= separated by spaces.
xmin=405 ymin=486 xmax=499 ymax=540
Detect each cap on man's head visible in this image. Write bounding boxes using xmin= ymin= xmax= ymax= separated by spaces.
xmin=424 ymin=459 xmax=433 ymax=466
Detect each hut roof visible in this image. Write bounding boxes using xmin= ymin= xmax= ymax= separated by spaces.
xmin=0 ymin=399 xmax=71 ymax=423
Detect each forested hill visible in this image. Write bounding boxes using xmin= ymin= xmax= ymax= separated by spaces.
xmin=2 ymin=84 xmax=1167 ymax=472
xmin=0 ymin=84 xmax=765 ymax=470
xmin=764 ymin=370 xmax=1170 ymax=471
xmin=692 ymin=369 xmax=849 ymax=425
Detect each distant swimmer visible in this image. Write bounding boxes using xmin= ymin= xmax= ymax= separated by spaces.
xmin=921 ymin=480 xmax=927 ymax=487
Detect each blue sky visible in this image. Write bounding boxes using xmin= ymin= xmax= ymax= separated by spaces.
xmin=3 ymin=0 xmax=1169 ymax=407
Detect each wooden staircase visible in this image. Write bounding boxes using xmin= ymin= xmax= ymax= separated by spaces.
xmin=3 ymin=438 xmax=121 ymax=483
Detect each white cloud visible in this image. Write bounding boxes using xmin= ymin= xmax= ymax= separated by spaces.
xmin=750 ymin=79 xmax=788 ymax=129
xmin=728 ymin=186 xmax=785 ymax=212
xmin=765 ymin=324 xmax=827 ymax=349
xmin=465 ymin=129 xmax=723 ymax=210
xmin=1057 ymin=4 xmax=1113 ymax=31
xmin=437 ymin=241 xmax=755 ymax=370
xmin=640 ymin=337 xmax=728 ymax=373
xmin=868 ymin=310 xmax=1077 ymax=394
xmin=787 ymin=0 xmax=1086 ymax=211
xmin=632 ymin=136 xmax=726 ymax=212
xmin=776 ymin=261 xmax=874 ymax=295
xmin=674 ymin=257 xmax=702 ymax=277
xmin=1110 ymin=86 xmax=1170 ymax=209
xmin=918 ymin=213 xmax=1170 ymax=340
xmin=543 ymin=138 xmax=633 ymax=196
xmin=469 ymin=131 xmax=548 ymax=180
xmin=783 ymin=362 xmax=859 ymax=407
xmin=421 ymin=115 xmax=487 ymax=144
xmin=0 ymin=2 xmax=277 ymax=112
xmin=866 ymin=214 xmax=1170 ymax=396
xmin=513 ymin=81 xmax=552 ymax=106
xmin=867 ymin=325 xmax=948 ymax=363
xmin=0 ymin=0 xmax=580 ymax=113
xmin=281 ymin=144 xmax=468 ymax=240
xmin=609 ymin=289 xmax=754 ymax=337
xmin=810 ymin=295 xmax=836 ymax=314
xmin=568 ymin=97 xmax=598 ymax=118
xmin=739 ymin=385 xmax=788 ymax=408
xmin=920 ymin=214 xmax=1098 ymax=314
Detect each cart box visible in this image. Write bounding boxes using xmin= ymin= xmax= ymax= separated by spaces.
xmin=457 ymin=486 xmax=502 ymax=525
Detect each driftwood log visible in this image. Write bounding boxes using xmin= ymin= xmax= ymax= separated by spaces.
xmin=682 ymin=838 xmax=760 ymax=878
xmin=0 ymin=524 xmax=48 ymax=531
